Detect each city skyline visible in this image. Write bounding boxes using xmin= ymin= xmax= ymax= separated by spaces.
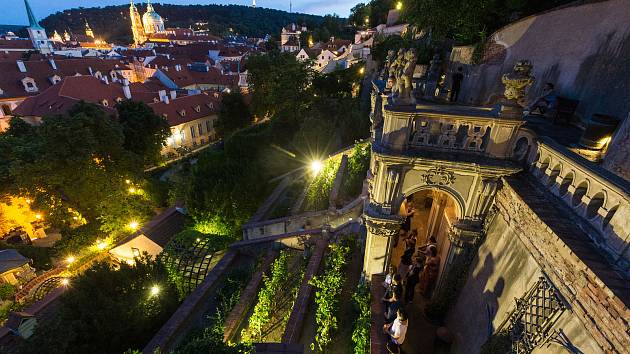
xmin=2 ymin=0 xmax=359 ymax=26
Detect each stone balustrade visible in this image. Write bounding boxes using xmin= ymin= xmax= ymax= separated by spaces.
xmin=530 ymin=137 xmax=630 ymax=272
xmin=378 ymin=103 xmax=524 ymax=159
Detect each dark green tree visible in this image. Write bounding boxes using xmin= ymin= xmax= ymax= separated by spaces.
xmin=116 ymin=100 xmax=170 ymax=166
xmin=18 ymin=256 xmax=179 ymax=354
xmin=247 ymin=52 xmax=315 ymax=122
xmin=216 ymin=91 xmax=253 ymax=137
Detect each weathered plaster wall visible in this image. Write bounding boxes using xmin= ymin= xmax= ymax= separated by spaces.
xmin=446 ymin=212 xmax=541 ymax=354
xmin=460 ymin=0 xmax=630 ymax=124
xmin=446 ymin=194 xmax=605 ymax=354
xmin=457 ymin=0 xmax=630 ymax=181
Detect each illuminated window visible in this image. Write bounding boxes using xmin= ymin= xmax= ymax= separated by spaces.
xmin=190 ymin=125 xmax=196 ymax=138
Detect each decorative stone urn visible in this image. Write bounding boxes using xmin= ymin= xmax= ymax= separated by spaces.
xmin=500 ymin=60 xmax=534 ymax=119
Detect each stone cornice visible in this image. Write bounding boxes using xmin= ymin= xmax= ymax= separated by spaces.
xmin=372 ymin=146 xmax=521 ymax=177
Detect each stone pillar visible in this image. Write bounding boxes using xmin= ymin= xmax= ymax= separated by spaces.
xmin=363 ymin=211 xmax=403 ymax=278
xmin=435 ymin=222 xmax=484 ymax=295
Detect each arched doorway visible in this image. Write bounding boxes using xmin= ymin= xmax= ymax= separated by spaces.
xmin=390 ymin=188 xmax=462 ymax=298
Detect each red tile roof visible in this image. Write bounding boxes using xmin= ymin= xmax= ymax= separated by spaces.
xmin=0 ymin=57 xmax=134 ymax=99
xmin=161 ymin=65 xmax=237 ymax=88
xmin=13 ymin=75 xmax=221 ymax=127
xmin=0 ymin=39 xmax=34 ymax=50
xmin=149 ymin=91 xmax=221 ymax=126
xmin=13 ymin=76 xmax=156 ymax=117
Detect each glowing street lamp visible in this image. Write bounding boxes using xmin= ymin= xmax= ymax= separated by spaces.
xmin=128 ymin=187 xmax=136 ymax=194
xmin=364 ymin=16 xmax=369 ymax=25
xmin=150 ymin=285 xmax=160 ymax=296
xmin=359 ymin=67 xmax=365 ymax=75
xmin=309 ymin=160 xmax=323 ymax=176
xmin=35 ymin=213 xmax=42 ymax=220
xmin=125 ymin=179 xmax=131 ymax=184
xmin=96 ymin=240 xmax=108 ymax=250
xmin=396 ymin=1 xmax=403 ymax=10
xmin=61 ymin=278 xmax=69 ymax=286
xmin=66 ymin=256 xmax=75 ymax=264
xmin=129 ymin=221 xmax=139 ymax=231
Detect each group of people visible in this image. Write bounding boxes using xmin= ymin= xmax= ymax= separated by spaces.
xmin=381 ymin=232 xmax=442 ymax=352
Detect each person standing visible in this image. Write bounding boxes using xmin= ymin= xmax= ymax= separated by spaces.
xmin=419 ymin=245 xmax=441 ymax=298
xmin=404 ymin=257 xmax=422 ymax=303
xmin=450 ymin=67 xmax=464 ymax=102
xmin=383 ymin=308 xmax=408 ymax=351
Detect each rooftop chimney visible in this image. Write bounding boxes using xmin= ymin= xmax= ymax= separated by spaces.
xmin=122 ymin=79 xmax=131 ymax=99
xmin=48 ymin=58 xmax=57 ymax=70
xmin=158 ymin=90 xmax=169 ymax=104
xmin=88 ymin=66 xmax=93 ymax=75
xmin=16 ymin=60 xmax=26 ymax=73
xmin=170 ymin=90 xmax=177 ymax=100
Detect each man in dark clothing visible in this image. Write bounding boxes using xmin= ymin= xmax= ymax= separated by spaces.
xmin=385 ymin=291 xmax=403 ymax=324
xmin=405 ymin=258 xmax=422 ymax=303
xmin=450 ymin=67 xmax=464 ymax=102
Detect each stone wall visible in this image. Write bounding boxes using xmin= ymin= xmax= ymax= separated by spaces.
xmin=445 ymin=174 xmax=628 ymax=353
xmin=457 ymin=0 xmax=630 ymax=181
xmin=460 ymin=0 xmax=630 ymax=119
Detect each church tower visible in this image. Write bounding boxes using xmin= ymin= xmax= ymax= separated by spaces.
xmin=23 ymin=0 xmax=53 ymax=54
xmin=129 ymin=0 xmax=146 ymax=46
xmin=85 ymin=20 xmax=94 ymax=39
xmin=142 ymin=0 xmax=165 ymax=35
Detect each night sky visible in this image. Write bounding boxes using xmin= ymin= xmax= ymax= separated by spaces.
xmin=2 ymin=0 xmax=360 ymax=26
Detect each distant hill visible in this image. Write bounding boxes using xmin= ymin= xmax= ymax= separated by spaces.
xmin=0 ymin=24 xmax=26 ymax=34
xmin=39 ymin=4 xmax=348 ymax=45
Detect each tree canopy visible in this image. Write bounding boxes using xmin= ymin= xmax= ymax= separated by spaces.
xmin=17 ymin=257 xmax=179 ymax=354
xmin=216 ymin=91 xmax=253 ymax=137
xmin=0 ymin=101 xmax=166 ymax=248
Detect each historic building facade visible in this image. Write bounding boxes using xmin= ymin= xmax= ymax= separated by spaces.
xmin=365 ymin=53 xmax=629 ymax=353
xmin=130 ymin=0 xmax=166 ymax=46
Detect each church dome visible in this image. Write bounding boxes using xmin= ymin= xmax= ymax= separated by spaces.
xmin=142 ymin=2 xmax=165 ymax=34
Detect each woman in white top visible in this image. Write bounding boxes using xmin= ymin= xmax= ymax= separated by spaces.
xmin=383 ymin=308 xmax=408 ymax=347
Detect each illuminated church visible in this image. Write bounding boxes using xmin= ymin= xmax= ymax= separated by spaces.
xmin=130 ymin=0 xmax=166 ymax=46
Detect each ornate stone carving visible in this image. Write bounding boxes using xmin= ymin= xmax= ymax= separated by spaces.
xmin=364 ymin=213 xmax=403 ymax=238
xmin=383 ymin=169 xmax=400 ymax=207
xmin=380 ymin=49 xmax=396 ymax=81
xmin=422 ymin=166 xmax=455 ymax=186
xmin=394 ymin=49 xmax=417 ymax=105
xmin=501 ymin=60 xmax=534 ymax=102
xmin=500 ymin=60 xmax=534 ymax=118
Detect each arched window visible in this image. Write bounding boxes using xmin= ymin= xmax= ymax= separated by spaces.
xmin=572 ymin=182 xmax=588 ymax=207
xmin=558 ymin=173 xmax=573 ymax=196
xmin=547 ymin=164 xmax=561 ymax=187
xmin=585 ymin=192 xmax=605 ymax=219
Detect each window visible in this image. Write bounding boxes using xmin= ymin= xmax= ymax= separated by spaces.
xmin=190 ymin=125 xmax=196 ymax=138
xmin=198 ymin=123 xmax=204 ymax=135
xmin=1 ymin=105 xmax=11 ymax=116
xmin=205 ymin=120 xmax=212 ymax=132
xmin=503 ymin=276 xmax=565 ymax=353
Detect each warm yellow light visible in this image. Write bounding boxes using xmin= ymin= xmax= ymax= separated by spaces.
xmin=396 ymin=1 xmax=402 ymax=10
xmin=125 ymin=179 xmax=131 ymax=184
xmin=364 ymin=16 xmax=369 ymax=24
xmin=97 ymin=240 xmax=108 ymax=250
xmin=61 ymin=278 xmax=69 ymax=286
xmin=25 ymin=199 xmax=32 ymax=204
xmin=128 ymin=187 xmax=136 ymax=194
xmin=126 ymin=259 xmax=135 ymax=266
xmin=129 ymin=221 xmax=139 ymax=230
xmin=66 ymin=256 xmax=75 ymax=264
xmin=150 ymin=285 xmax=160 ymax=296
xmin=359 ymin=67 xmax=365 ymax=75
xmin=196 ymin=238 xmax=201 ymax=242
xmin=35 ymin=213 xmax=42 ymax=220
xmin=309 ymin=160 xmax=323 ymax=175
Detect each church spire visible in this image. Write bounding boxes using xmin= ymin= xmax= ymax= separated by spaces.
xmin=24 ymin=0 xmax=43 ymax=29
